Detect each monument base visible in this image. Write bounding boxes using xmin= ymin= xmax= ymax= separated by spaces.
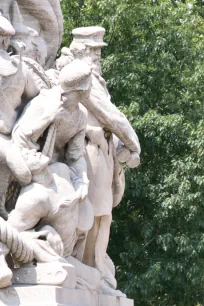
xmin=0 ymin=285 xmax=134 ymax=306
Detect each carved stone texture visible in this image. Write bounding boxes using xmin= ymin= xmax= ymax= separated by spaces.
xmin=17 ymin=0 xmax=63 ymax=68
xmin=12 ymin=262 xmax=76 ymax=288
xmin=68 ymin=27 xmax=140 ymax=282
xmin=0 ymin=3 xmax=139 ymax=305
xmin=0 ymin=286 xmax=134 ymax=306
xmin=0 ymin=0 xmax=63 ymax=68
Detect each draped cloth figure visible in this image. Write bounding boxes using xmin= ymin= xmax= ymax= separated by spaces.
xmin=0 ymin=0 xmax=63 ymax=68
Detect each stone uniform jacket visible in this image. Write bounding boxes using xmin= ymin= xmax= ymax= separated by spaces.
xmin=81 ymin=72 xmax=141 ymax=155
xmin=12 ymin=85 xmax=87 ymax=163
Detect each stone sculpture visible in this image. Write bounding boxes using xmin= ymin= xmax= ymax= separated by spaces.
xmin=0 ymin=3 xmax=140 ymax=306
xmin=0 ymin=0 xmax=63 ymax=68
xmin=5 ymin=148 xmax=87 ymax=281
xmin=0 ymin=15 xmax=39 ymax=221
xmin=69 ymin=27 xmax=140 ymax=279
xmin=17 ymin=0 xmax=63 ymax=68
xmin=11 ymin=60 xmax=91 ymax=200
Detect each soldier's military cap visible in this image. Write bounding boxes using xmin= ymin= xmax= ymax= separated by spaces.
xmin=72 ymin=26 xmax=107 ymax=48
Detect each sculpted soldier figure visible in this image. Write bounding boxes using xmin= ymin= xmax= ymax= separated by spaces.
xmin=69 ymin=27 xmax=141 ymax=278
xmin=0 ymin=16 xmax=40 ymax=288
xmin=0 ymin=62 xmax=95 ymax=289
xmin=0 ymin=4 xmax=141 ymax=299
xmin=70 ymin=27 xmax=140 ymax=159
xmin=2 ymin=148 xmax=99 ymax=291
xmin=0 ymin=16 xmax=39 ymax=216
xmin=0 ymin=148 xmax=65 ymax=288
xmin=9 ymin=61 xmax=94 ymax=261
xmin=2 ymin=148 xmax=79 ymax=286
xmin=11 ymin=60 xmax=91 ymax=200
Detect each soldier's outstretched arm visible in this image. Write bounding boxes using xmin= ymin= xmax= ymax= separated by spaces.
xmin=81 ymin=77 xmax=141 ymax=155
xmin=12 ymin=86 xmax=62 ymax=150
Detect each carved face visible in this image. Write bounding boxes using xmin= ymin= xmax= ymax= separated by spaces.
xmin=88 ymin=47 xmax=101 ymax=62
xmin=85 ymin=46 xmax=102 ymax=74
xmin=61 ymin=90 xmax=81 ymax=106
xmin=61 ymin=74 xmax=92 ymax=106
xmin=70 ymin=42 xmax=102 ymax=74
xmin=21 ymin=149 xmax=49 ymax=174
xmin=56 ymin=51 xmax=74 ymax=71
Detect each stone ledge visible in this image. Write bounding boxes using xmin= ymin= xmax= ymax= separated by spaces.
xmin=0 ymin=286 xmax=134 ymax=306
xmin=12 ymin=263 xmax=76 ymax=289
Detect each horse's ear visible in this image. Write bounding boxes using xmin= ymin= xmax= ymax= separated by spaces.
xmin=56 ymin=196 xmax=79 ymax=212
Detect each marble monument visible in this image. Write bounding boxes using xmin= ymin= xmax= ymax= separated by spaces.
xmin=0 ymin=1 xmax=140 ymax=305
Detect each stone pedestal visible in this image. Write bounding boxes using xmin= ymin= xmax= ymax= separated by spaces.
xmin=0 ymin=263 xmax=133 ymax=306
xmin=11 ymin=262 xmax=76 ymax=288
xmin=0 ymin=285 xmax=134 ymax=306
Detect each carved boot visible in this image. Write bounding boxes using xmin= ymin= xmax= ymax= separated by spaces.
xmin=0 ymin=242 xmax=12 ymax=288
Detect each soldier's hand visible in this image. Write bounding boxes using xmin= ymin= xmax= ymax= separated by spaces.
xmin=77 ymin=183 xmax=89 ymax=203
xmin=126 ymin=152 xmax=140 ymax=168
xmin=116 ymin=144 xmax=140 ymax=168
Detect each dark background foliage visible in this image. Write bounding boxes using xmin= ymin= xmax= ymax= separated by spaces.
xmin=61 ymin=1 xmax=204 ymax=305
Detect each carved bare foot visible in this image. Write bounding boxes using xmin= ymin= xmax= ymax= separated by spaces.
xmin=0 ymin=244 xmax=12 ymax=288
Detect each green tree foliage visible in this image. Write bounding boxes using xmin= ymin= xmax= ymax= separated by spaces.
xmin=61 ymin=1 xmax=204 ymax=305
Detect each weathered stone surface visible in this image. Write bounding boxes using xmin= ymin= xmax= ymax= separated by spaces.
xmin=0 ymin=2 xmax=140 ymax=304
xmin=0 ymin=0 xmax=63 ymax=69
xmin=0 ymin=285 xmax=134 ymax=306
xmin=12 ymin=262 xmax=76 ymax=288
